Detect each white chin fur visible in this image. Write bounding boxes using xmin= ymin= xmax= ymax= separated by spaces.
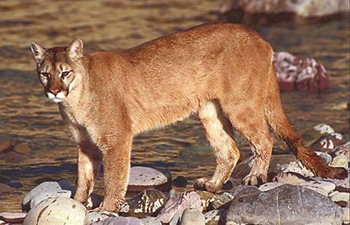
xmin=47 ymin=92 xmax=65 ymax=103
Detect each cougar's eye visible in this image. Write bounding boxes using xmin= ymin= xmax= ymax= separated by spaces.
xmin=40 ymin=72 xmax=50 ymax=78
xmin=61 ymin=71 xmax=71 ymax=78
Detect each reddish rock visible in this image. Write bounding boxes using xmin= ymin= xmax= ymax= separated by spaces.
xmin=273 ymin=52 xmax=331 ymax=93
xmin=0 ymin=183 xmax=15 ymax=194
xmin=0 ymin=213 xmax=26 ymax=224
xmin=0 ymin=139 xmax=13 ymax=153
xmin=13 ymin=143 xmax=32 ymax=154
xmin=3 ymin=151 xmax=26 ymax=163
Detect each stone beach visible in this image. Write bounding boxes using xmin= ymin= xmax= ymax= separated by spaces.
xmin=1 ymin=127 xmax=349 ymax=224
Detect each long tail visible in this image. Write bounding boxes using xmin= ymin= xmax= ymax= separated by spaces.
xmin=264 ymin=62 xmax=347 ymax=179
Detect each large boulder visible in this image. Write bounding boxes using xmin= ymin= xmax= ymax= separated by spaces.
xmin=226 ymin=184 xmax=343 ymax=225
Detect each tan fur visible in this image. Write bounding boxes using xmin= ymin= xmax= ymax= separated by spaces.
xmin=31 ymin=23 xmax=347 ymax=212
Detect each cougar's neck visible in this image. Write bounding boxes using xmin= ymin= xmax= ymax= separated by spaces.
xmin=60 ymin=57 xmax=90 ymax=112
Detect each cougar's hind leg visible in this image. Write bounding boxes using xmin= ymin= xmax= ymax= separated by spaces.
xmin=195 ymin=100 xmax=240 ymax=192
xmin=222 ymin=103 xmax=273 ymax=186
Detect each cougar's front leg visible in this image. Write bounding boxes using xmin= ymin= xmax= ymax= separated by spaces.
xmin=74 ymin=141 xmax=102 ymax=205
xmin=98 ymin=130 xmax=132 ymax=212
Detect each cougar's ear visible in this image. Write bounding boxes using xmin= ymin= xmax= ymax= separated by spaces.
xmin=30 ymin=41 xmax=46 ymax=64
xmin=68 ymin=39 xmax=83 ymax=60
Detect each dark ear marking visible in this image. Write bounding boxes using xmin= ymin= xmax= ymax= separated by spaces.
xmin=68 ymin=39 xmax=83 ymax=60
xmin=30 ymin=41 xmax=46 ymax=63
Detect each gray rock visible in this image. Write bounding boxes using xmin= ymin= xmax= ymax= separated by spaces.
xmin=22 ymin=181 xmax=63 ymax=210
xmin=88 ymin=211 xmax=110 ymax=224
xmin=204 ymin=209 xmax=222 ymax=224
xmin=226 ymin=184 xmax=343 ymax=225
xmin=23 ymin=197 xmax=87 ymax=225
xmin=299 ymin=180 xmax=336 ymax=196
xmin=272 ymin=171 xmax=311 ymax=184
xmin=93 ymin=217 xmax=143 ymax=225
xmin=140 ymin=216 xmax=162 ymax=225
xmin=258 ymin=182 xmax=283 ymax=192
xmin=180 ymin=208 xmax=205 ymax=225
xmin=128 ymin=166 xmax=171 ymax=192
xmin=30 ymin=189 xmax=71 ymax=209
xmin=315 ymin=151 xmax=332 ymax=164
xmin=0 ymin=212 xmax=26 ymax=224
xmin=280 ymin=161 xmax=315 ymax=177
xmin=169 ymin=213 xmax=180 ymax=225
xmin=157 ymin=191 xmax=203 ymax=223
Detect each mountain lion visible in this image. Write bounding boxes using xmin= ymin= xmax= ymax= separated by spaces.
xmin=31 ymin=23 xmax=347 ymax=212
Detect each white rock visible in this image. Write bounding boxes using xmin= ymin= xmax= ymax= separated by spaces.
xmin=331 ymin=154 xmax=349 ymax=170
xmin=314 ymin=124 xmax=335 ymax=134
xmin=22 ymin=182 xmax=62 ymax=206
xmin=30 ymin=190 xmax=71 ymax=209
xmin=315 ymin=151 xmax=332 ymax=165
xmin=329 ymin=191 xmax=350 ymax=202
xmin=343 ymin=207 xmax=350 ymax=224
xmin=204 ymin=210 xmax=221 ymax=223
xmin=299 ymin=181 xmax=336 ymax=196
xmin=281 ymin=161 xmax=315 ymax=177
xmin=180 ymin=208 xmax=205 ymax=225
xmin=259 ymin=182 xmax=283 ymax=192
xmin=140 ymin=216 xmax=162 ymax=225
xmin=0 ymin=219 xmax=4 ymax=224
xmin=88 ymin=211 xmax=110 ymax=224
xmin=272 ymin=172 xmax=309 ymax=185
xmin=128 ymin=166 xmax=171 ymax=192
xmin=23 ymin=197 xmax=87 ymax=225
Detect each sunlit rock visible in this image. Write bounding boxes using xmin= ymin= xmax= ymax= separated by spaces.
xmin=23 ymin=197 xmax=87 ymax=225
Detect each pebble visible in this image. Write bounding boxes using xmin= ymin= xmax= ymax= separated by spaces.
xmin=23 ymin=197 xmax=87 ymax=225
xmin=92 ymin=217 xmax=143 ymax=225
xmin=126 ymin=189 xmax=165 ymax=216
xmin=343 ymin=207 xmax=350 ymax=224
xmin=331 ymin=154 xmax=349 ymax=169
xmin=128 ymin=166 xmax=171 ymax=192
xmin=280 ymin=161 xmax=314 ymax=177
xmin=299 ymin=180 xmax=336 ymax=196
xmin=272 ymin=172 xmax=310 ymax=185
xmin=13 ymin=143 xmax=32 ymax=154
xmin=140 ymin=216 xmax=162 ymax=225
xmin=204 ymin=209 xmax=221 ymax=224
xmin=226 ymin=184 xmax=343 ymax=225
xmin=22 ymin=181 xmax=63 ymax=208
xmin=195 ymin=191 xmax=216 ymax=211
xmin=88 ymin=211 xmax=111 ymax=224
xmin=329 ymin=191 xmax=350 ymax=202
xmin=157 ymin=191 xmax=203 ymax=223
xmin=315 ymin=151 xmax=332 ymax=164
xmin=180 ymin=208 xmax=205 ymax=225
xmin=210 ymin=192 xmax=234 ymax=210
xmin=258 ymin=182 xmax=283 ymax=192
xmin=3 ymin=151 xmax=25 ymax=163
xmin=0 ymin=139 xmax=12 ymax=152
xmin=0 ymin=212 xmax=26 ymax=223
xmin=309 ymin=133 xmax=343 ymax=153
xmin=314 ymin=124 xmax=335 ymax=134
xmin=172 ymin=176 xmax=188 ymax=187
xmin=0 ymin=183 xmax=15 ymax=194
xmin=30 ymin=189 xmax=72 ymax=209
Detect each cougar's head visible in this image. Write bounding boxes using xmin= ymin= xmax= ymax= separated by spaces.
xmin=30 ymin=39 xmax=84 ymax=103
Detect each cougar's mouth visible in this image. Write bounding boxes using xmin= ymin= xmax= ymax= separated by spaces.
xmin=46 ymin=91 xmax=67 ymax=103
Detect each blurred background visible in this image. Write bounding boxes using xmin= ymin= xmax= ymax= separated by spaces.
xmin=0 ymin=0 xmax=349 ymax=212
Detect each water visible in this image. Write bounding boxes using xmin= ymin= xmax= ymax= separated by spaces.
xmin=0 ymin=1 xmax=349 ymax=212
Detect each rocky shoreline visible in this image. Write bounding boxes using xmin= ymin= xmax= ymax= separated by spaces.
xmin=0 ymin=124 xmax=349 ymax=225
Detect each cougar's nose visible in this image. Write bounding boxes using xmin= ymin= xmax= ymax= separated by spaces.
xmin=50 ymin=88 xmax=61 ymax=95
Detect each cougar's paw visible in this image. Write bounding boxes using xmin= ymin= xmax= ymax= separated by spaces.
xmin=98 ymin=198 xmax=129 ymax=213
xmin=194 ymin=178 xmax=221 ymax=192
xmin=242 ymin=174 xmax=267 ymax=186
